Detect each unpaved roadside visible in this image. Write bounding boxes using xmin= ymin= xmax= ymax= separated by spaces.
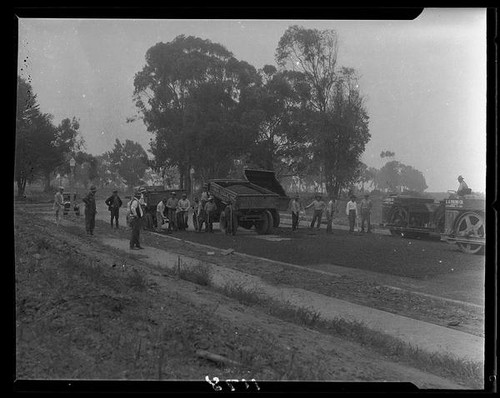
xmin=14 ymin=207 xmax=471 ymax=389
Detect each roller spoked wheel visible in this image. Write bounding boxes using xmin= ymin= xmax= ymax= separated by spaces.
xmin=454 ymin=212 xmax=485 ymax=254
xmin=390 ymin=207 xmax=408 ymax=227
xmin=389 ymin=207 xmax=408 ymax=237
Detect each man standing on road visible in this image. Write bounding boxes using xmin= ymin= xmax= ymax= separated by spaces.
xmin=82 ymin=185 xmax=97 ymax=235
xmin=346 ymin=194 xmax=358 ymax=234
xmin=156 ymin=196 xmax=167 ymax=232
xmin=177 ymin=193 xmax=190 ymax=231
xmin=326 ymin=196 xmax=337 ymax=234
xmin=289 ymin=195 xmax=301 ymax=231
xmin=204 ymin=196 xmax=217 ymax=233
xmin=166 ymin=192 xmax=178 ymax=232
xmin=359 ymin=193 xmax=373 ymax=233
xmin=129 ymin=189 xmax=144 ymax=250
xmin=191 ymin=197 xmax=200 ymax=231
xmin=105 ymin=189 xmax=123 ymax=229
xmin=54 ymin=186 xmax=65 ymax=226
xmin=305 ymin=194 xmax=326 ymax=230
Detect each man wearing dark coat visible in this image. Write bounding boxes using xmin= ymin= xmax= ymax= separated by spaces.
xmin=82 ymin=185 xmax=97 ymax=235
xmin=105 ymin=189 xmax=123 ymax=229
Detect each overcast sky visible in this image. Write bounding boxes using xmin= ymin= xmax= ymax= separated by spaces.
xmin=17 ymin=9 xmax=487 ymax=192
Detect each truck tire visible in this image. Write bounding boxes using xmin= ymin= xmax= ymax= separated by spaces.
xmin=265 ymin=210 xmax=274 ymax=234
xmin=219 ymin=211 xmax=227 ymax=233
xmin=255 ymin=211 xmax=271 ymax=235
xmin=239 ymin=221 xmax=253 ymax=230
xmin=271 ymin=209 xmax=280 ymax=228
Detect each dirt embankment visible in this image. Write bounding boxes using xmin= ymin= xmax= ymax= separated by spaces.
xmin=15 ymin=207 xmax=470 ymax=389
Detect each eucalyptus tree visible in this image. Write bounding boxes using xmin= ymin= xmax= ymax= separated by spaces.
xmin=133 ymin=35 xmax=260 ymax=190
xmin=276 ymin=25 xmax=371 ymax=197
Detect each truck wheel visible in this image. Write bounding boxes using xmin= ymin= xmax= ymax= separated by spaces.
xmin=265 ymin=210 xmax=274 ymax=234
xmin=271 ymin=210 xmax=280 ymax=228
xmin=255 ymin=211 xmax=271 ymax=235
xmin=240 ymin=221 xmax=253 ymax=230
xmin=219 ymin=211 xmax=227 ymax=233
xmin=454 ymin=212 xmax=485 ymax=254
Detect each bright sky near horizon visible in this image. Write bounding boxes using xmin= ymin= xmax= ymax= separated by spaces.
xmin=17 ymin=9 xmax=487 ymax=193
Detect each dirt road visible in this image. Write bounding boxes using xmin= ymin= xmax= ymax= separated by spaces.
xmin=15 ymin=203 xmax=484 ymax=389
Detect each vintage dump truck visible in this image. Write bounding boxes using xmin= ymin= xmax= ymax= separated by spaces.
xmin=442 ymin=192 xmax=485 ymax=254
xmin=207 ymin=169 xmax=290 ymax=235
xmin=381 ymin=194 xmax=445 ymax=238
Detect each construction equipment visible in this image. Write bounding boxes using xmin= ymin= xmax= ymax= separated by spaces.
xmin=442 ymin=191 xmax=485 ymax=254
xmin=381 ymin=193 xmax=445 ymax=238
xmin=208 ymin=169 xmax=290 ymax=235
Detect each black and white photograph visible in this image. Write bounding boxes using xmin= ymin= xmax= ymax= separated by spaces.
xmin=14 ymin=8 xmax=493 ymax=392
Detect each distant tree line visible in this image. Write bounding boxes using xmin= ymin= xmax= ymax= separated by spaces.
xmin=16 ymin=25 xmax=429 ymax=198
xmin=15 ymin=76 xmax=151 ymax=196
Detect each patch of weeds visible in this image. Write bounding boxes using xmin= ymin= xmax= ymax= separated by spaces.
xmin=127 ymin=269 xmax=148 ymax=292
xmin=219 ymin=283 xmax=263 ymax=306
xmin=178 ymin=262 xmax=212 ymax=286
xmin=267 ymin=302 xmax=322 ymax=328
xmin=213 ymin=282 xmax=483 ymax=388
xmin=35 ymin=237 xmax=51 ymax=253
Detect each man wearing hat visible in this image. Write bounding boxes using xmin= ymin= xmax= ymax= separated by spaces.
xmin=166 ymin=191 xmax=179 ymax=232
xmin=204 ymin=196 xmax=217 ymax=233
xmin=345 ymin=194 xmax=358 ymax=234
xmin=359 ymin=193 xmax=373 ymax=233
xmin=156 ymin=196 xmax=168 ymax=232
xmin=105 ymin=189 xmax=123 ymax=229
xmin=53 ymin=186 xmax=65 ymax=226
xmin=177 ymin=193 xmax=191 ymax=231
xmin=456 ymin=175 xmax=469 ymax=196
xmin=305 ymin=194 xmax=326 ymax=230
xmin=82 ymin=185 xmax=98 ymax=235
xmin=129 ymin=189 xmax=144 ymax=249
xmin=289 ymin=194 xmax=301 ymax=231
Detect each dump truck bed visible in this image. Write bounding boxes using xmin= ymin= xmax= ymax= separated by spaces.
xmin=208 ymin=180 xmax=280 ymax=210
xmin=243 ymin=169 xmax=290 ymax=211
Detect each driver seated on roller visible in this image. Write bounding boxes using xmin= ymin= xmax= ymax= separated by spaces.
xmin=456 ymin=175 xmax=470 ymax=196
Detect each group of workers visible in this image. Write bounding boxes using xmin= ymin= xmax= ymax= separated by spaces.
xmin=155 ymin=184 xmax=218 ymax=234
xmin=289 ymin=192 xmax=373 ymax=234
xmin=54 ymin=174 xmax=471 ymax=249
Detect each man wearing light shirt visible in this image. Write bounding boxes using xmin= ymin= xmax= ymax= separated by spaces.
xmin=305 ymin=194 xmax=326 ymax=230
xmin=54 ymin=186 xmax=64 ymax=226
xmin=345 ymin=195 xmax=358 ymax=234
xmin=129 ymin=190 xmax=144 ymax=250
xmin=177 ymin=193 xmax=191 ymax=231
xmin=289 ymin=195 xmax=301 ymax=231
xmin=156 ymin=197 xmax=167 ymax=232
